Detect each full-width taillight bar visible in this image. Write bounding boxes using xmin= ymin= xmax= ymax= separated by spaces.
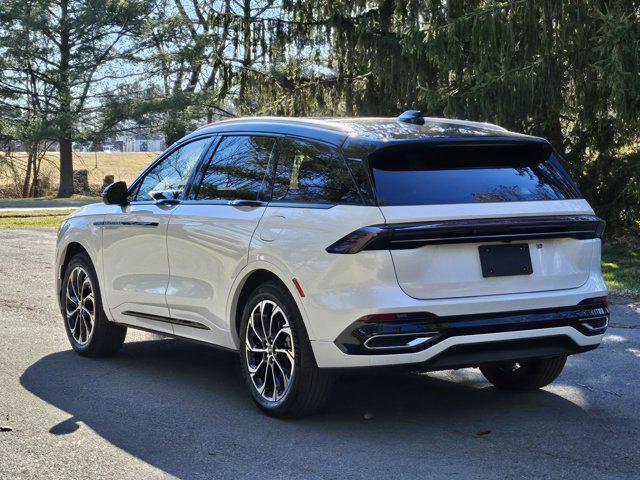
xmin=326 ymin=215 xmax=606 ymax=254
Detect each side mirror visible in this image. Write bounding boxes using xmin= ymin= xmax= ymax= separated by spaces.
xmin=102 ymin=181 xmax=129 ymax=206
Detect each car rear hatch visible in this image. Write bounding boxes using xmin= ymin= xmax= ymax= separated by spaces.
xmin=337 ymin=138 xmax=603 ymax=300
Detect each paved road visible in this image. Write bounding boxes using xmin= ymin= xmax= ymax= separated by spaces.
xmin=0 ymin=228 xmax=639 ymax=480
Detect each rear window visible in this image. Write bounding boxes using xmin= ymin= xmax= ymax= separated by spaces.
xmin=369 ymin=143 xmax=580 ymax=206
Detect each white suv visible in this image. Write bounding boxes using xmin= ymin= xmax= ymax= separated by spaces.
xmin=55 ymin=113 xmax=609 ymax=417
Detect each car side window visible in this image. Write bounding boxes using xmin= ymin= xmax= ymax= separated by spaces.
xmin=133 ymin=137 xmax=210 ymax=201
xmin=273 ymin=137 xmax=362 ymax=205
xmin=195 ymin=135 xmax=276 ymax=201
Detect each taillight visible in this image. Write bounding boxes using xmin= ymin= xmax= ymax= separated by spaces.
xmin=327 ymin=215 xmax=607 ymax=254
xmin=325 ymin=226 xmax=389 ymax=254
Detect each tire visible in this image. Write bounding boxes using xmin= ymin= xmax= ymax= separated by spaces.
xmin=239 ymin=280 xmax=333 ymax=417
xmin=480 ymin=356 xmax=567 ymax=390
xmin=61 ymin=252 xmax=127 ymax=357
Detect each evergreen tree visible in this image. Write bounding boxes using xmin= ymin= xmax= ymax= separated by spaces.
xmin=279 ymin=0 xmax=640 ymax=231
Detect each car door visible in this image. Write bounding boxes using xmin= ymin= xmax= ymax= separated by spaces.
xmin=165 ymin=135 xmax=277 ymax=346
xmin=101 ymin=136 xmax=213 ymax=334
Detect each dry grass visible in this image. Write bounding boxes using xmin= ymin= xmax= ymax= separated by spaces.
xmin=0 ymin=151 xmax=160 ymax=193
xmin=0 ymin=209 xmax=75 ymax=228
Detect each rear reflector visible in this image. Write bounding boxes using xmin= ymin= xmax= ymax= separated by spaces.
xmin=292 ymin=278 xmax=305 ymax=297
xmin=358 ymin=312 xmax=429 ymax=322
xmin=326 ymin=215 xmax=606 ymax=254
xmin=578 ymin=296 xmax=608 ymax=306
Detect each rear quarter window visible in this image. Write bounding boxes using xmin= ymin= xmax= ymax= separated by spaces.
xmin=369 ymin=142 xmax=580 ymax=206
xmin=273 ymin=137 xmax=363 ymax=205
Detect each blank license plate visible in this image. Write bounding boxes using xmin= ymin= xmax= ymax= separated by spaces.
xmin=478 ymin=244 xmax=533 ymax=278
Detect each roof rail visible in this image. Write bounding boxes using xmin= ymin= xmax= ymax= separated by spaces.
xmin=397 ymin=110 xmax=425 ymax=125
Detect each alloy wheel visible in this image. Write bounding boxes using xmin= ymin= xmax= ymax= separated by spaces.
xmin=244 ymin=300 xmax=295 ymax=402
xmin=65 ymin=266 xmax=95 ymax=346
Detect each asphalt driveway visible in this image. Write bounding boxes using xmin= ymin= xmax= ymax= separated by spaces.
xmin=0 ymin=228 xmax=638 ymax=479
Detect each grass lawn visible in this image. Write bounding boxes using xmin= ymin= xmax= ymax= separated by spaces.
xmin=0 ymin=210 xmax=637 ymax=300
xmin=601 ymin=244 xmax=640 ymax=299
xmin=0 ymin=209 xmax=75 ymax=228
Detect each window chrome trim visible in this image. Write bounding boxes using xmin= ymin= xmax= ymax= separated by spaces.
xmin=267 ymin=201 xmax=336 ymax=209
xmin=177 ymin=199 xmax=337 ymax=209
xmin=180 ymin=199 xmax=268 ymax=207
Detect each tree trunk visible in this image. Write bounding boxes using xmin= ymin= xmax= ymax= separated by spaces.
xmin=56 ymin=0 xmax=74 ymax=198
xmin=58 ymin=138 xmax=74 ymax=197
xmin=31 ymin=149 xmax=44 ymax=197
xmin=238 ymin=0 xmax=252 ymax=108
xmin=22 ymin=145 xmax=33 ymax=198
xmin=544 ymin=114 xmax=565 ymax=154
xmin=345 ymin=82 xmax=354 ymax=116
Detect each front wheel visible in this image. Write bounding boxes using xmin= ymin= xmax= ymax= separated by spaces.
xmin=480 ymin=356 xmax=567 ymax=390
xmin=61 ymin=253 xmax=127 ymax=357
xmin=239 ymin=281 xmax=333 ymax=417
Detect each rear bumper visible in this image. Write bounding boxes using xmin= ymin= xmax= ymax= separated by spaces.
xmin=311 ymin=305 xmax=607 ymax=369
xmin=417 ymin=336 xmax=597 ymax=372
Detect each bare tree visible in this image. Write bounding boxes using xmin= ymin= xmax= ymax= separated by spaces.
xmin=0 ymin=0 xmax=153 ymax=197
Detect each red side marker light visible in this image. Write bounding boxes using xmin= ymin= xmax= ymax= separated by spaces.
xmin=292 ymin=278 xmax=305 ymax=297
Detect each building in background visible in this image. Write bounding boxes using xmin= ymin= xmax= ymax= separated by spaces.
xmin=100 ymin=140 xmax=124 ymax=152
xmin=123 ymin=135 xmax=165 ymax=152
xmin=4 ymin=136 xmax=165 ymax=153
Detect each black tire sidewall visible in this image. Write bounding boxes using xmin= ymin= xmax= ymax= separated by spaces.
xmin=480 ymin=356 xmax=567 ymax=390
xmin=239 ymin=282 xmax=306 ymax=415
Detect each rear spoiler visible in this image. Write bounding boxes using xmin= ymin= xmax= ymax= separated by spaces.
xmin=326 ymin=215 xmax=605 ymax=254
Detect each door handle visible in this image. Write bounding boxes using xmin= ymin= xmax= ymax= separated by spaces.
xmin=230 ymin=199 xmax=264 ymax=207
xmin=155 ymin=198 xmax=181 ymax=206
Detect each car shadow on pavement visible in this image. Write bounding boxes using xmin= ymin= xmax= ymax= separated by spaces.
xmin=20 ymin=337 xmax=598 ymax=479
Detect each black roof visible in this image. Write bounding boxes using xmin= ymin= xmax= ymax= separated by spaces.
xmin=186 ymin=116 xmax=545 ymax=148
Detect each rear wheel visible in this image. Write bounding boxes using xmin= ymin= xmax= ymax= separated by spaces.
xmin=480 ymin=356 xmax=567 ymax=390
xmin=61 ymin=253 xmax=127 ymax=357
xmin=239 ymin=281 xmax=333 ymax=417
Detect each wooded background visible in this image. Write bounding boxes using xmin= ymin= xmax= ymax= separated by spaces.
xmin=0 ymin=0 xmax=638 ymax=234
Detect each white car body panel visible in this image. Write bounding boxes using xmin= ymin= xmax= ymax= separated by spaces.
xmin=382 ymin=200 xmax=596 ymax=299
xmin=226 ymin=259 xmax=309 ymax=348
xmin=54 ymin=117 xmax=608 ymax=373
xmin=247 ymin=200 xmax=606 ymax=346
xmin=55 ymin=199 xmax=607 ymax=368
xmin=311 ymin=327 xmax=604 ymax=368
xmin=165 ymin=202 xmax=266 ymax=346
xmin=250 ymin=205 xmax=389 ymax=339
xmin=55 ymin=204 xmax=105 ymax=310
xmin=101 ymin=204 xmax=176 ymax=334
